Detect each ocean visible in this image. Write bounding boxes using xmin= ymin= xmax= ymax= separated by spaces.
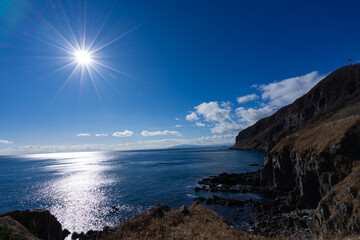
xmin=0 ymin=147 xmax=265 ymax=233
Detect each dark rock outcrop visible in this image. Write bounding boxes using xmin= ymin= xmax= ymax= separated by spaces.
xmin=194 ymin=195 xmax=249 ymax=207
xmin=199 ymin=171 xmax=261 ymax=187
xmin=0 ymin=209 xmax=69 ymax=240
xmin=312 ymin=164 xmax=360 ymax=237
xmin=252 ymin=196 xmax=312 ymax=238
xmin=261 ymin=116 xmax=360 ymax=209
xmin=0 ymin=216 xmax=39 ymax=240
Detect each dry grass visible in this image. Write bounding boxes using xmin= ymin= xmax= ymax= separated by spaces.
xmin=104 ymin=204 xmax=283 ymax=240
xmin=0 ymin=216 xmax=39 ymax=240
xmin=313 ymin=163 xmax=360 ymax=237
xmin=271 ymin=115 xmax=360 ymax=153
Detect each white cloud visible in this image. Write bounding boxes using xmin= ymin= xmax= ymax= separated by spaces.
xmin=77 ymin=133 xmax=90 ymax=137
xmin=235 ymin=105 xmax=276 ymax=125
xmin=0 ymin=140 xmax=13 ymax=144
xmin=256 ymin=71 xmax=325 ymax=107
xmin=211 ymin=122 xmax=244 ymax=134
xmin=187 ymin=101 xmax=242 ymax=133
xmin=195 ymin=122 xmax=206 ymax=127
xmin=113 ymin=130 xmax=133 ymax=137
xmin=95 ymin=134 xmax=108 ymax=137
xmin=175 ymin=125 xmax=183 ymax=128
xmin=175 ymin=117 xmax=180 ymax=121
xmin=220 ymin=101 xmax=232 ymax=109
xmin=185 ymin=112 xmax=199 ymax=121
xmin=195 ymin=101 xmax=232 ymax=122
xmin=141 ymin=130 xmax=181 ymax=137
xmin=236 ymin=94 xmax=259 ymax=104
xmin=185 ymin=71 xmax=325 ymax=133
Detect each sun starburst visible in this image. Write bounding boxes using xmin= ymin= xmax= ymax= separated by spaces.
xmin=29 ymin=3 xmax=142 ymax=105
xmin=74 ymin=50 xmax=93 ymax=66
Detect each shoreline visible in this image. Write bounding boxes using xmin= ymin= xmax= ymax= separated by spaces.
xmin=1 ymin=154 xmax=359 ymax=239
xmin=194 ymin=170 xmax=312 ymax=239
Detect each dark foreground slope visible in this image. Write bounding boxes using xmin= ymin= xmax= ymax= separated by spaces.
xmin=0 ymin=205 xmax=280 ymax=240
xmin=232 ymin=64 xmax=360 ymax=152
xmin=232 ymin=64 xmax=360 ymax=237
xmin=103 ymin=204 xmax=275 ymax=240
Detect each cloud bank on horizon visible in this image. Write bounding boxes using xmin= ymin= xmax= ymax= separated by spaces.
xmin=186 ymin=71 xmax=326 ymax=134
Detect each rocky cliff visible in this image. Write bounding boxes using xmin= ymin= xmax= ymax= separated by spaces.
xmin=0 ymin=209 xmax=70 ymax=240
xmin=312 ymin=164 xmax=360 ymax=237
xmin=232 ymin=64 xmax=360 ymax=236
xmin=261 ymin=115 xmax=360 ymax=209
xmin=232 ymin=64 xmax=360 ymax=152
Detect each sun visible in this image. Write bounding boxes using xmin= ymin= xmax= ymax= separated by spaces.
xmin=34 ymin=3 xmax=143 ymax=104
xmin=74 ymin=50 xmax=93 ymax=65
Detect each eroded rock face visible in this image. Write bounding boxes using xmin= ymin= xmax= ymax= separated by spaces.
xmin=261 ymin=151 xmax=343 ymax=209
xmin=0 ymin=209 xmax=69 ymax=240
xmin=232 ymin=64 xmax=360 ymax=152
xmin=0 ymin=216 xmax=39 ymax=240
xmin=312 ymin=164 xmax=360 ymax=237
xmin=260 ymin=117 xmax=360 ymax=210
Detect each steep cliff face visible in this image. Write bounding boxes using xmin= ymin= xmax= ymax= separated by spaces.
xmin=312 ymin=164 xmax=360 ymax=236
xmin=261 ymin=116 xmax=360 ymax=209
xmin=232 ymin=64 xmax=360 ymax=152
xmin=233 ymin=64 xmax=360 ymax=236
xmin=0 ymin=209 xmax=70 ymax=240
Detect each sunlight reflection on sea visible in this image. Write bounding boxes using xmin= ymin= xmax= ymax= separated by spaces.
xmin=22 ymin=151 xmax=144 ymax=233
xmin=0 ymin=148 xmax=265 ymax=233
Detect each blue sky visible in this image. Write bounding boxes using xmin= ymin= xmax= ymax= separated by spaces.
xmin=0 ymin=0 xmax=359 ymax=154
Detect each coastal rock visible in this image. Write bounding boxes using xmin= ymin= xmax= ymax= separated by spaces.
xmin=71 ymin=226 xmax=115 ymax=240
xmin=179 ymin=205 xmax=190 ymax=215
xmin=232 ymin=64 xmax=360 ymax=237
xmin=260 ymin=116 xmax=360 ymax=209
xmin=0 ymin=215 xmax=39 ymax=240
xmin=194 ymin=195 xmax=249 ymax=207
xmin=149 ymin=203 xmax=171 ymax=218
xmin=232 ymin=64 xmax=360 ymax=152
xmin=197 ymin=171 xmax=282 ymax=197
xmin=252 ymin=196 xmax=312 ymax=238
xmin=198 ymin=171 xmax=261 ymax=187
xmin=312 ymin=164 xmax=360 ymax=237
xmin=0 ymin=209 xmax=69 ymax=240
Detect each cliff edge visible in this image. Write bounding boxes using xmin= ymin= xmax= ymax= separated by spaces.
xmin=232 ymin=64 xmax=360 ymax=237
xmin=232 ymin=64 xmax=360 ymax=152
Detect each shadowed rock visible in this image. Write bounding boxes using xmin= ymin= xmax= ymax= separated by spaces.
xmin=0 ymin=209 xmax=69 ymax=240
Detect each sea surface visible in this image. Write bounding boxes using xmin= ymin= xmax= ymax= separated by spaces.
xmin=0 ymin=147 xmax=266 ymax=233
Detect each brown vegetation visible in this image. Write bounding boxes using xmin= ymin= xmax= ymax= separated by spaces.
xmin=232 ymin=64 xmax=360 ymax=152
xmin=313 ymin=164 xmax=360 ymax=237
xmin=104 ymin=204 xmax=279 ymax=240
xmin=271 ymin=115 xmax=360 ymax=154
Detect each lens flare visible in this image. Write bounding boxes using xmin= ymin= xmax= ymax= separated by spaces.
xmin=74 ymin=50 xmax=92 ymax=65
xmin=29 ymin=3 xmax=143 ymax=105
